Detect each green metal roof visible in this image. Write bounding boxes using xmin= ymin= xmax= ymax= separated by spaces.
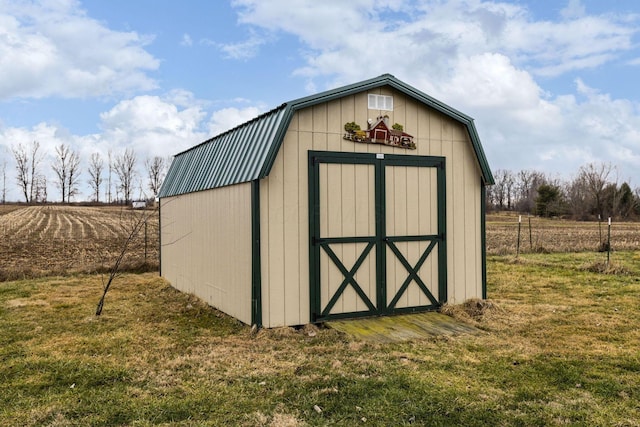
xmin=159 ymin=74 xmax=493 ymax=198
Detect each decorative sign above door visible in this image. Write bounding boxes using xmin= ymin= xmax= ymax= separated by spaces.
xmin=343 ymin=115 xmax=416 ymax=150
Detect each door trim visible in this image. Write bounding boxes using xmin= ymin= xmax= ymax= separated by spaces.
xmin=308 ymin=151 xmax=446 ymax=322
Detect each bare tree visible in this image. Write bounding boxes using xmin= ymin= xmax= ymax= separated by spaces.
xmin=491 ymin=169 xmax=515 ymax=210
xmin=114 ymin=148 xmax=137 ymax=204
xmin=88 ymin=152 xmax=104 ymax=202
xmin=577 ymin=162 xmax=615 ymax=218
xmin=505 ymin=170 xmax=515 ymax=210
xmin=33 ymin=174 xmax=47 ymax=203
xmin=144 ymin=156 xmax=166 ymax=199
xmin=52 ymin=144 xmax=71 ymax=202
xmin=565 ymin=175 xmax=590 ymax=220
xmin=107 ymin=149 xmax=113 ymax=203
xmin=11 ymin=141 xmax=42 ymax=203
xmin=67 ymin=149 xmax=81 ymax=202
xmin=515 ymin=170 xmax=546 ymax=213
xmin=29 ymin=141 xmax=43 ymax=203
xmin=11 ymin=143 xmax=29 ymax=202
xmin=1 ymin=155 xmax=7 ymax=204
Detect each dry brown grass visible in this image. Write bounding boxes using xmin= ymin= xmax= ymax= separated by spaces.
xmin=484 ymin=252 xmax=640 ymax=364
xmin=0 ymin=204 xmax=158 ymax=281
xmin=2 ymin=254 xmax=639 ymax=425
xmin=440 ymin=298 xmax=501 ymax=323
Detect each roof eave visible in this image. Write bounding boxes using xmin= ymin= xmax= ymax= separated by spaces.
xmin=260 ymin=74 xmax=494 ymax=184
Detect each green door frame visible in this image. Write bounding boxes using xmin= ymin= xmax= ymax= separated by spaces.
xmin=308 ymin=151 xmax=447 ymax=323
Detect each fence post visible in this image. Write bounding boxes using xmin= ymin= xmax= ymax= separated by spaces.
xmin=607 ymin=217 xmax=611 ymax=266
xmin=528 ymin=214 xmax=532 ymax=251
xmin=517 ymin=215 xmax=522 ymax=258
xmin=144 ymin=220 xmax=148 ymax=262
xmin=598 ymin=214 xmax=602 ymax=246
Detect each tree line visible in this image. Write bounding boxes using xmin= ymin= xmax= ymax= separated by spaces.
xmin=488 ymin=162 xmax=639 ymax=220
xmin=1 ymin=140 xmax=168 ymax=204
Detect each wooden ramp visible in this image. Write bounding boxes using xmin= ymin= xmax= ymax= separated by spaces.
xmin=326 ymin=312 xmax=479 ymax=343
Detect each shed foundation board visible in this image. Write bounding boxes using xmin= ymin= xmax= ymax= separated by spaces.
xmin=327 ymin=312 xmax=479 ymax=343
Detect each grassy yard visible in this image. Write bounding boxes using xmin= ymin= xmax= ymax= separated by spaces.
xmin=1 ymin=252 xmax=639 ymax=426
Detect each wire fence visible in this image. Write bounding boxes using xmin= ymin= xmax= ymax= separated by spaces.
xmin=486 ymin=214 xmax=640 ymax=256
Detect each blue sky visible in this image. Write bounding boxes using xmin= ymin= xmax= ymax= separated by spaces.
xmin=1 ymin=0 xmax=639 ymax=201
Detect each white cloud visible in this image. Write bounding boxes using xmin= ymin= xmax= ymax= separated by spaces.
xmin=207 ymin=106 xmax=264 ymax=135
xmin=0 ymin=92 xmax=266 ymax=201
xmin=215 ymin=29 xmax=272 ymax=60
xmin=99 ymin=94 xmax=209 ymax=157
xmin=561 ymin=0 xmax=586 ymax=19
xmin=181 ymin=33 xmax=193 ymax=47
xmin=230 ymin=0 xmax=637 ymax=80
xmin=0 ymin=0 xmax=159 ymax=100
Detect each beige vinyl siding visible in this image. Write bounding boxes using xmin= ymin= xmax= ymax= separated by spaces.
xmin=260 ymin=87 xmax=484 ymax=326
xmin=160 ymin=183 xmax=252 ymax=325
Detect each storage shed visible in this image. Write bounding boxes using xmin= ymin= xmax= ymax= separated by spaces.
xmin=158 ymin=74 xmax=494 ymax=328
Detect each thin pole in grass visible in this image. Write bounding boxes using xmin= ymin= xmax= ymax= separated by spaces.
xmin=598 ymin=214 xmax=603 ymax=246
xmin=516 ymin=215 xmax=522 ymax=258
xmin=607 ymin=217 xmax=611 ymax=266
xmin=528 ymin=214 xmax=533 ymax=251
xmin=144 ymin=220 xmax=148 ymax=262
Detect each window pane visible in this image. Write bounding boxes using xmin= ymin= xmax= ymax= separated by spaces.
xmin=368 ymin=94 xmax=393 ymax=111
xmin=368 ymin=94 xmax=377 ymax=109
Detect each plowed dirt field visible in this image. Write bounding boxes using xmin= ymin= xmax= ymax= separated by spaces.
xmin=0 ymin=205 xmax=158 ymax=280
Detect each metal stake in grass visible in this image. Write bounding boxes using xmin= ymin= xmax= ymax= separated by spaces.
xmin=516 ymin=215 xmax=522 ymax=258
xmin=144 ymin=221 xmax=148 ymax=262
xmin=607 ymin=217 xmax=611 ymax=266
xmin=528 ymin=214 xmax=533 ymax=251
xmin=598 ymin=214 xmax=603 ymax=247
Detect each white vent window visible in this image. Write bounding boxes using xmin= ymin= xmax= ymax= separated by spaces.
xmin=368 ymin=94 xmax=393 ymax=111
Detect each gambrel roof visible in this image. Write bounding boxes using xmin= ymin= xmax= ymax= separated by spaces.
xmin=159 ymin=74 xmax=494 ymax=198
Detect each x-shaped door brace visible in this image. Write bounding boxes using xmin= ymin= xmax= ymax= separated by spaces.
xmin=320 ymin=241 xmax=376 ymax=316
xmin=386 ymin=239 xmax=439 ymax=308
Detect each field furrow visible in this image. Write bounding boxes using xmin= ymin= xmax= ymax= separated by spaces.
xmin=66 ymin=212 xmax=86 ymax=239
xmin=0 ymin=208 xmax=30 ymax=235
xmin=0 ymin=205 xmax=160 ymax=281
xmin=76 ymin=214 xmax=98 ymax=240
xmin=12 ymin=207 xmax=41 ymax=236
xmin=40 ymin=208 xmax=55 ymax=238
xmin=52 ymin=209 xmax=64 ymax=239
xmin=31 ymin=208 xmax=48 ymax=236
xmin=58 ymin=212 xmax=73 ymax=239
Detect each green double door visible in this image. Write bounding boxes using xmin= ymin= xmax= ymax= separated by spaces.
xmin=309 ymin=151 xmax=447 ymax=322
